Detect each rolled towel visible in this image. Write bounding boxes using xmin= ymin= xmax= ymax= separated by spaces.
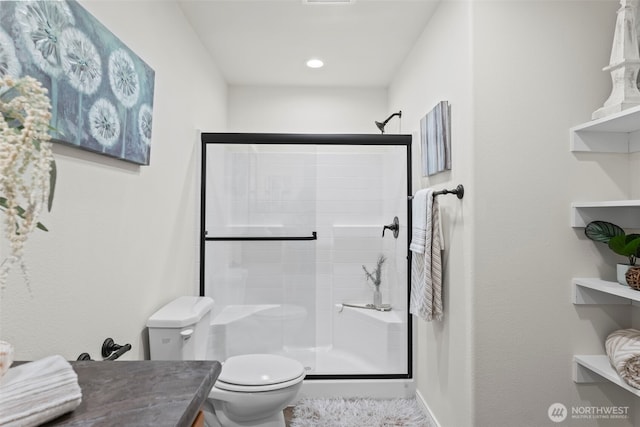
xmin=0 ymin=355 xmax=82 ymax=427
xmin=605 ymin=328 xmax=640 ymax=389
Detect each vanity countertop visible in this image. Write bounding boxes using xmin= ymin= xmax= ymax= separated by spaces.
xmin=42 ymin=360 xmax=221 ymax=427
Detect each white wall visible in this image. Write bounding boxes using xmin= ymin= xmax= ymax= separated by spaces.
xmin=390 ymin=0 xmax=640 ymax=426
xmin=228 ymin=85 xmax=387 ymax=134
xmin=0 ymin=0 xmax=227 ymax=361
xmin=473 ymin=1 xmax=634 ymax=426
xmin=388 ymin=2 xmax=474 ymax=426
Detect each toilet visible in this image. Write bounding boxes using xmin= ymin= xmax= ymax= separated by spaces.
xmin=147 ymin=296 xmax=305 ymax=427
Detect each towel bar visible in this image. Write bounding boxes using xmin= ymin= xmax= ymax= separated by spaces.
xmin=205 ymin=231 xmax=317 ymax=241
xmin=408 ymin=184 xmax=464 ymax=200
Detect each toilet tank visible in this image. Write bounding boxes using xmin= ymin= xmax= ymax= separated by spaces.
xmin=147 ymin=296 xmax=213 ymax=360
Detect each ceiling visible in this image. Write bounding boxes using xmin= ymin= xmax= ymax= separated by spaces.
xmin=177 ymin=0 xmax=440 ymax=87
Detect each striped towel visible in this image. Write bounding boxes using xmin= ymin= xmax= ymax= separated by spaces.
xmin=605 ymin=329 xmax=640 ymax=389
xmin=409 ymin=188 xmax=444 ymax=322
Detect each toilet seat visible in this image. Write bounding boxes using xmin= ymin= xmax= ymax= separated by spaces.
xmin=215 ymin=372 xmax=306 ymax=393
xmin=216 ymin=354 xmax=305 ymax=392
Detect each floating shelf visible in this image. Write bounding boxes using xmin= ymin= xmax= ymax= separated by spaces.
xmin=571 ymin=200 xmax=640 ymax=228
xmin=573 ymin=278 xmax=640 ymax=305
xmin=574 ymin=355 xmax=640 ymax=397
xmin=571 ymin=105 xmax=640 ymax=153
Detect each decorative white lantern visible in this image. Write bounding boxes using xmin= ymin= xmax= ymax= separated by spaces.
xmin=593 ymin=0 xmax=640 ymax=119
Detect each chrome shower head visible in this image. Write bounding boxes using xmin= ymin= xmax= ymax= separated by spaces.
xmin=375 ymin=111 xmax=402 ymax=134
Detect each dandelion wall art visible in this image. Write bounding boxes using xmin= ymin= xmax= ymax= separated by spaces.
xmin=0 ymin=0 xmax=155 ymax=165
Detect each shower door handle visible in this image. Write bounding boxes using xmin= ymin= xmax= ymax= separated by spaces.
xmin=382 ymin=216 xmax=399 ymax=239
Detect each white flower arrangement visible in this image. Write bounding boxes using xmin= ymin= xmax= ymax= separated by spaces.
xmin=0 ymin=75 xmax=56 ymax=288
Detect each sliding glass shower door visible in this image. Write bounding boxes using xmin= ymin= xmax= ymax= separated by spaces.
xmin=200 ymin=133 xmax=411 ymax=379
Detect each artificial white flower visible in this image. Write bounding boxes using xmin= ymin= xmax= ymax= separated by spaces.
xmin=0 ymin=76 xmax=55 ymax=288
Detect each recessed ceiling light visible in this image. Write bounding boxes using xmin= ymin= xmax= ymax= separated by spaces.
xmin=306 ymin=59 xmax=324 ymax=69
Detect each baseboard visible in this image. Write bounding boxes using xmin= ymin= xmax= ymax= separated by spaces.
xmin=415 ymin=389 xmax=441 ymax=427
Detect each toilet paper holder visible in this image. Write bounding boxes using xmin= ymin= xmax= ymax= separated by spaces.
xmin=77 ymin=338 xmax=132 ymax=361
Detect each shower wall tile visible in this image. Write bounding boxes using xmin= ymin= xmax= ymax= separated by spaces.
xmin=333 ymin=288 xmax=372 ymax=304
xmin=332 ymin=250 xmax=383 ymax=264
xmin=316 ymin=200 xmax=383 ymax=214
xmin=206 ymin=144 xmax=408 ymax=371
xmin=331 ymin=226 xmax=381 ymax=238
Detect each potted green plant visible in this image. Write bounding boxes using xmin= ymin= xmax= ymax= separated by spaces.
xmin=585 ymin=220 xmax=640 ymax=285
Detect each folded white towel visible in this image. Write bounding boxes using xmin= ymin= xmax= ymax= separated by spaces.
xmin=606 ymin=329 xmax=640 ymax=389
xmin=0 ymin=355 xmax=82 ymax=427
xmin=410 ymin=188 xmax=444 ymax=321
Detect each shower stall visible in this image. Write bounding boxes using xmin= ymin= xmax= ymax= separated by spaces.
xmin=200 ymin=133 xmax=411 ymax=380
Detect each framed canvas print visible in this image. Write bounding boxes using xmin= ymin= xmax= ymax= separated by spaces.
xmin=0 ymin=0 xmax=155 ymax=165
xmin=420 ymin=101 xmax=451 ymax=176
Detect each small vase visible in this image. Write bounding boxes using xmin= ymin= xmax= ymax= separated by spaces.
xmin=617 ymin=264 xmax=633 ymax=285
xmin=373 ymin=288 xmax=382 ymax=308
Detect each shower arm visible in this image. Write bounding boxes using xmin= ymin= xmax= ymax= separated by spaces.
xmin=375 ymin=111 xmax=402 ymax=134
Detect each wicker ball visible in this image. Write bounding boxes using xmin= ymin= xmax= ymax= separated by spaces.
xmin=626 ymin=266 xmax=640 ymax=290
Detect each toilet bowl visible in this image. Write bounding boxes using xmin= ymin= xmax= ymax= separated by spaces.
xmin=147 ymin=297 xmax=305 ymax=427
xmin=207 ymin=353 xmax=305 ymax=427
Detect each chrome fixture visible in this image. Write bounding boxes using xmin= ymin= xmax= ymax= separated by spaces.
xmin=375 ymin=111 xmax=402 ymax=134
xmin=382 ymin=216 xmax=399 ymax=238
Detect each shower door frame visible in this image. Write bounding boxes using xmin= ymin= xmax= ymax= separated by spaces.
xmin=199 ymin=132 xmax=413 ymax=380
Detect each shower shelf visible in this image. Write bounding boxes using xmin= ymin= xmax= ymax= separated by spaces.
xmin=573 ymin=355 xmax=640 ymax=397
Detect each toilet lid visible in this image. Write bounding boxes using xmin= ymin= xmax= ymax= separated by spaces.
xmin=218 ymin=354 xmax=305 ymax=387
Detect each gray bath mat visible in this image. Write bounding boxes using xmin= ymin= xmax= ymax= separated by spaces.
xmin=290 ymin=397 xmax=436 ymax=427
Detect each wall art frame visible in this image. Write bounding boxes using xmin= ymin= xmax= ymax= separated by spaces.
xmin=420 ymin=100 xmax=451 ymax=176
xmin=0 ymin=0 xmax=155 ymax=165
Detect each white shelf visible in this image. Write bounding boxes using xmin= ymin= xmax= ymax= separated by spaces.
xmin=571 ymin=200 xmax=640 ymax=228
xmin=574 ymin=355 xmax=640 ymax=397
xmin=571 ymin=105 xmax=640 ymax=153
xmin=573 ymin=278 xmax=640 ymax=305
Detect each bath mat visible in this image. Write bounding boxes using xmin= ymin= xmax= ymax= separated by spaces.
xmin=290 ymin=397 xmax=437 ymax=427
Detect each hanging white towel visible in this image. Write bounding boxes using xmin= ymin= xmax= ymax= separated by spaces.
xmin=410 ymin=188 xmax=444 ymax=321
xmin=0 ymin=354 xmax=82 ymax=427
xmin=409 ymin=189 xmax=429 ymax=253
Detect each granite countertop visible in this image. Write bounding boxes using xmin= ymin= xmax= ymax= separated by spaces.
xmin=42 ymin=360 xmax=221 ymax=427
